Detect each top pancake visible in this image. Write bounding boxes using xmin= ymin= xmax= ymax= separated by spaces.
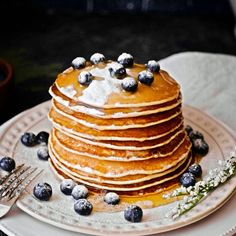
xmin=55 ymin=61 xmax=180 ymax=109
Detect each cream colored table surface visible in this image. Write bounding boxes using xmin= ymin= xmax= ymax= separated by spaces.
xmin=1 ymin=52 xmax=236 ymax=236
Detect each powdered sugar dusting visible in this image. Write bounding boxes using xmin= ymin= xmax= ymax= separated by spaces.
xmin=122 ymin=77 xmax=136 ymax=87
xmin=118 ymin=53 xmax=133 ymax=61
xmin=148 ymin=60 xmax=158 ymax=67
xmin=59 ymin=85 xmax=77 ymax=99
xmin=104 ymin=192 xmax=120 ymax=204
xmin=72 ymin=57 xmax=86 ymax=69
xmin=90 ymin=53 xmax=105 ymax=64
xmin=79 ymin=64 xmax=122 ymax=106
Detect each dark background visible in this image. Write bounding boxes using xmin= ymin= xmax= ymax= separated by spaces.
xmin=0 ymin=1 xmax=236 ymax=235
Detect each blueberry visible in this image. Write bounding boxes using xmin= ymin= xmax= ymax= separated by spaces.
xmin=124 ymin=205 xmax=143 ymax=223
xmin=71 ymin=57 xmax=86 ymax=69
xmin=117 ymin=53 xmax=134 ymax=68
xmin=138 ymin=71 xmax=154 ymax=85
xmin=185 ymin=125 xmax=193 ymax=135
xmin=0 ymin=157 xmax=16 ymax=172
xmin=36 ymin=131 xmax=49 ymax=144
xmin=71 ymin=185 xmax=88 ymax=200
xmin=90 ymin=53 xmax=105 ymax=64
xmin=108 ymin=62 xmax=126 ymax=79
xmin=60 ymin=179 xmax=76 ymax=195
xmin=74 ymin=199 xmax=93 ymax=216
xmin=104 ymin=192 xmax=120 ymax=205
xmin=78 ymin=71 xmax=93 ymax=86
xmin=188 ymin=163 xmax=202 ymax=178
xmin=146 ymin=60 xmax=160 ymax=73
xmin=180 ymin=172 xmax=196 ymax=187
xmin=193 ymin=139 xmax=209 ymax=155
xmin=33 ymin=183 xmax=52 ymax=201
xmin=121 ymin=77 xmax=138 ymax=92
xmin=37 ymin=146 xmax=49 ymax=161
xmin=189 ymin=130 xmax=204 ymax=142
xmin=21 ymin=132 xmax=37 ymax=147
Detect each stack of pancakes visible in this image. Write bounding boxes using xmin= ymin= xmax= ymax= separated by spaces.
xmin=48 ymin=57 xmax=192 ymax=196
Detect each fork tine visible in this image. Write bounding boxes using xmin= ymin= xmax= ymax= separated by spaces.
xmin=0 ymin=164 xmax=25 ymax=185
xmin=2 ymin=167 xmax=38 ymax=199
xmin=8 ymin=169 xmax=43 ymax=201
xmin=0 ymin=166 xmax=31 ymax=197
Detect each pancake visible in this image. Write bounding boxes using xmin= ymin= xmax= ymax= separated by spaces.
xmin=52 ymin=98 xmax=182 ymax=130
xmin=54 ymin=126 xmax=186 ymax=153
xmin=53 ymin=128 xmax=186 ymax=160
xmin=48 ymin=53 xmax=193 ymax=196
xmin=49 ymin=144 xmax=191 ymax=184
xmin=49 ymin=85 xmax=182 ymax=118
xmin=49 ymin=108 xmax=184 ymax=141
xmin=49 ymin=135 xmax=191 ymax=177
xmin=49 ymin=154 xmax=192 ymax=192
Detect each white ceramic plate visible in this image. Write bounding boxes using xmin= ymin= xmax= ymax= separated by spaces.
xmin=0 ymin=101 xmax=236 ymax=236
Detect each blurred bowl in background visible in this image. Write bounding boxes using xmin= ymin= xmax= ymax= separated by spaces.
xmin=0 ymin=59 xmax=13 ymax=111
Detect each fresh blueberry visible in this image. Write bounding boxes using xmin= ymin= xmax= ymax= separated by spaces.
xmin=180 ymin=172 xmax=196 ymax=187
xmin=185 ymin=125 xmax=193 ymax=135
xmin=138 ymin=71 xmax=154 ymax=85
xmin=37 ymin=146 xmax=49 ymax=161
xmin=117 ymin=53 xmax=134 ymax=68
xmin=104 ymin=192 xmax=120 ymax=205
xmin=21 ymin=132 xmax=37 ymax=147
xmin=71 ymin=185 xmax=88 ymax=200
xmin=108 ymin=62 xmax=126 ymax=79
xmin=71 ymin=57 xmax=86 ymax=69
xmin=193 ymin=139 xmax=209 ymax=155
xmin=78 ymin=71 xmax=93 ymax=86
xmin=188 ymin=163 xmax=202 ymax=178
xmin=60 ymin=179 xmax=76 ymax=195
xmin=121 ymin=77 xmax=138 ymax=92
xmin=189 ymin=130 xmax=204 ymax=142
xmin=0 ymin=157 xmax=16 ymax=172
xmin=33 ymin=183 xmax=52 ymax=201
xmin=124 ymin=205 xmax=143 ymax=223
xmin=74 ymin=199 xmax=93 ymax=216
xmin=146 ymin=60 xmax=160 ymax=73
xmin=36 ymin=131 xmax=49 ymax=144
xmin=90 ymin=53 xmax=105 ymax=64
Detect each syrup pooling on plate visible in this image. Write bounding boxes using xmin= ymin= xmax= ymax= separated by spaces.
xmin=48 ymin=52 xmax=193 ymax=218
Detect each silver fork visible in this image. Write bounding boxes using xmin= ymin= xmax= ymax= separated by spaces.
xmin=0 ymin=165 xmax=43 ymax=218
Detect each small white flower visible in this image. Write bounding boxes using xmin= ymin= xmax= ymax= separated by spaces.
xmin=220 ymin=176 xmax=227 ymax=183
xmin=219 ymin=170 xmax=225 ymax=177
xmin=163 ymin=194 xmax=170 ymax=199
xmin=183 ymin=196 xmax=188 ymax=203
xmin=187 ymin=186 xmax=193 ymax=193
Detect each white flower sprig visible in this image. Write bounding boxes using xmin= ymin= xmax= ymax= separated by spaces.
xmin=163 ymin=151 xmax=236 ymax=220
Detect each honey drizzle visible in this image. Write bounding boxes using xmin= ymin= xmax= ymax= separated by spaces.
xmin=88 ymin=153 xmax=202 ymax=213
xmin=87 ymin=183 xmax=181 ymax=213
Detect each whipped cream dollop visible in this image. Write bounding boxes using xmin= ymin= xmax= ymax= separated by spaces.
xmin=79 ymin=63 xmax=123 ymax=106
